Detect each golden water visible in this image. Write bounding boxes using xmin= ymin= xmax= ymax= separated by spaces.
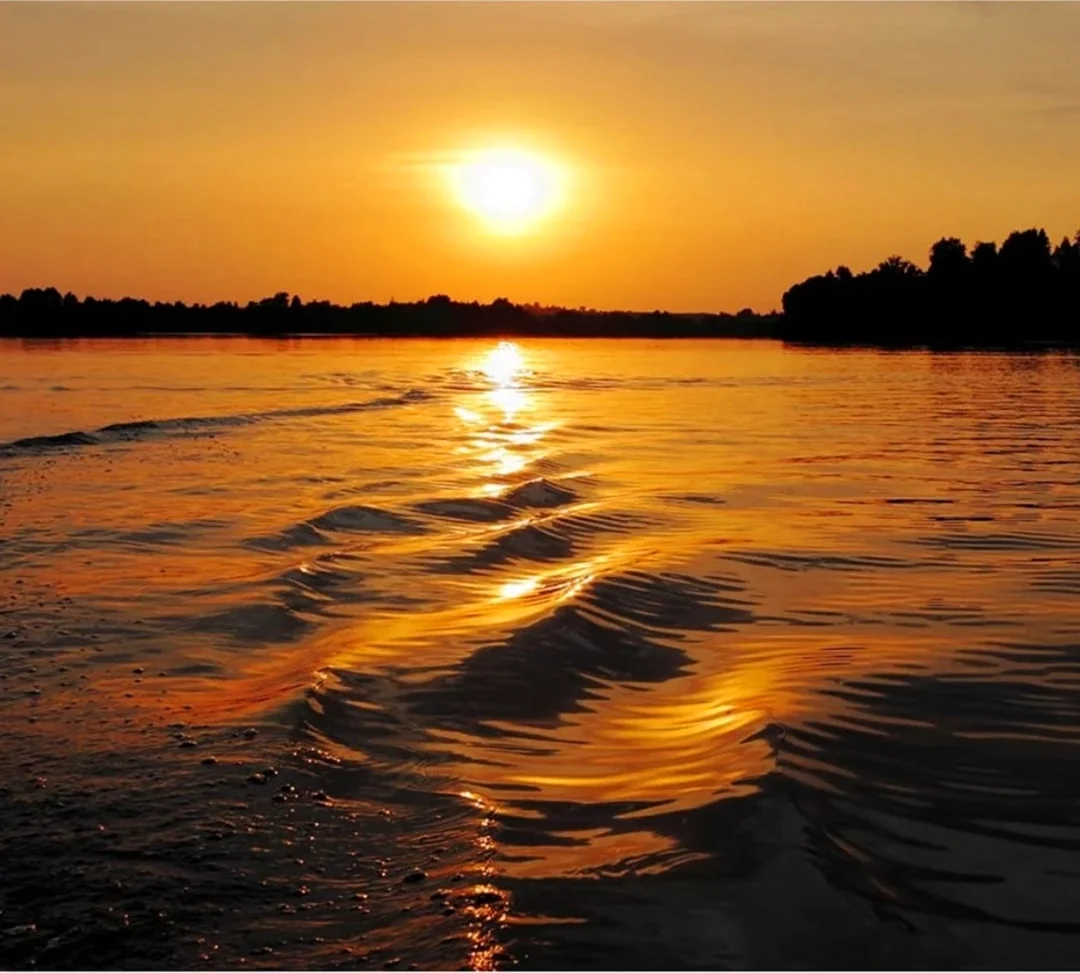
xmin=2 ymin=338 xmax=1080 ymax=968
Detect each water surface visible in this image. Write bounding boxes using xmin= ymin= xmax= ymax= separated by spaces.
xmin=2 ymin=338 xmax=1080 ymax=969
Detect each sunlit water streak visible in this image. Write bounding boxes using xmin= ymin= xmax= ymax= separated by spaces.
xmin=2 ymin=338 xmax=1080 ymax=969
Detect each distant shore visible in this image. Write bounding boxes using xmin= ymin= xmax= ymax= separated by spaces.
xmin=0 ymin=291 xmax=778 ymax=340
xmin=4 ymin=222 xmax=1079 ymax=347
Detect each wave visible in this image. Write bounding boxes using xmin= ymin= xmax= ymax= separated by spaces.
xmin=245 ymin=521 xmax=331 ymax=552
xmin=660 ymin=492 xmax=727 ymax=507
xmin=883 ymin=496 xmax=955 ymax=505
xmin=161 ymin=548 xmax=417 ymax=648
xmin=414 ymin=479 xmax=588 ymax=528
xmin=246 ymin=504 xmax=429 ymax=553
xmin=1032 ymin=568 xmax=1080 ymax=596
xmin=65 ymin=518 xmax=232 ymax=551
xmin=187 ymin=601 xmax=315 ymax=644
xmin=779 ymin=639 xmax=1080 ymax=934
xmin=6 ymin=430 xmax=100 ymax=451
xmin=427 ymin=506 xmax=657 ymax=575
xmin=723 ymin=549 xmax=924 ymax=573
xmin=413 ymin=497 xmax=518 ymax=523
xmin=308 ymin=504 xmax=429 ymax=535
xmin=314 ymin=568 xmax=755 ymax=739
xmin=915 ymin=529 xmax=1078 ymax=552
xmin=501 ymin=477 xmax=579 ymax=509
xmin=0 ymin=390 xmax=433 ymax=456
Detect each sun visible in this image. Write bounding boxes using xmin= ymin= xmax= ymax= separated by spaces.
xmin=451 ymin=148 xmax=563 ymax=234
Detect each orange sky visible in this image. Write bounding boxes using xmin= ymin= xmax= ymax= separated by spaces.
xmin=2 ymin=2 xmax=1080 ymax=313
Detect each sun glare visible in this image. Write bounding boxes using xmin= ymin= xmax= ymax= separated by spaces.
xmin=451 ymin=148 xmax=563 ymax=234
xmin=481 ymin=340 xmax=525 ymax=386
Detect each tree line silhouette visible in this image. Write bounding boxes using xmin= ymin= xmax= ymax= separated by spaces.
xmin=780 ymin=227 xmax=1080 ymax=347
xmin=3 ymin=225 xmax=1078 ymax=345
xmin=0 ymin=290 xmax=777 ymax=339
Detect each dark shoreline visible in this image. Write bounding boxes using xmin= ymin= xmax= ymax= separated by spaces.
xmin=0 ymin=290 xmax=780 ymax=341
xmin=4 ymin=334 xmax=1080 ymax=352
xmin=779 ymin=227 xmax=1080 ymax=348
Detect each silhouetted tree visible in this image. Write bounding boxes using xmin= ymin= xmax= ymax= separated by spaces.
xmin=999 ymin=228 xmax=1052 ymax=272
xmin=928 ymin=237 xmax=969 ymax=279
xmin=780 ymin=225 xmax=1080 ymax=348
xmin=875 ymin=255 xmax=922 ymax=279
xmin=21 ymin=287 xmax=62 ymax=310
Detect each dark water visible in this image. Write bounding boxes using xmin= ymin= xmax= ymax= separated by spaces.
xmin=2 ymin=338 xmax=1080 ymax=969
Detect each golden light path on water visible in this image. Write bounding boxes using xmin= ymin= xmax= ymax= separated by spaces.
xmin=295 ymin=341 xmax=1058 ymax=881
xmin=3 ymin=338 xmax=1080 ymax=968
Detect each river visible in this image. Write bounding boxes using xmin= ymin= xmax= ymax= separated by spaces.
xmin=2 ymin=338 xmax=1080 ymax=969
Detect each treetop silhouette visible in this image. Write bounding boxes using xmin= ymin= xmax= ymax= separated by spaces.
xmin=0 ymin=291 xmax=778 ymax=340
xmin=780 ymin=226 xmax=1080 ymax=347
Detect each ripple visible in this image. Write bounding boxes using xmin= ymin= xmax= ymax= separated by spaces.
xmin=1032 ymin=568 xmax=1080 ymax=596
xmin=70 ymin=518 xmax=232 ymax=550
xmin=779 ymin=641 xmax=1080 ymax=934
xmin=245 ymin=522 xmax=330 ymax=552
xmin=501 ymin=477 xmax=579 ymax=509
xmin=427 ymin=507 xmax=655 ymax=574
xmin=915 ymin=529 xmax=1077 ymax=552
xmin=723 ymin=550 xmax=923 ymax=572
xmin=7 ymin=430 xmax=99 ymax=451
xmin=412 ymin=497 xmax=517 ymax=523
xmin=0 ymin=390 xmax=434 ymax=457
xmin=7 ymin=340 xmax=1080 ymax=969
xmin=309 ymin=504 xmax=429 ymax=535
xmin=187 ymin=602 xmax=314 ymax=644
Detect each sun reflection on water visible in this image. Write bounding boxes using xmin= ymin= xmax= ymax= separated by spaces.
xmin=497 ymin=576 xmax=541 ymax=601
xmin=454 ymin=341 xmax=555 ymax=498
xmin=488 ymin=384 xmax=526 ymax=422
xmin=402 ymin=342 xmax=791 ymax=881
xmin=481 ymin=341 xmax=525 ymax=387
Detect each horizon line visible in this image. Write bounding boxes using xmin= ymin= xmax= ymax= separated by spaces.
xmin=1 ymin=287 xmax=779 ymax=319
